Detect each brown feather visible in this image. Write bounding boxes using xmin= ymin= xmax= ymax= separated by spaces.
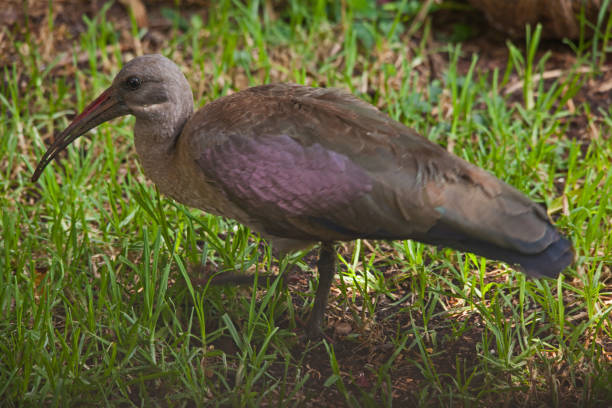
xmin=180 ymin=84 xmax=572 ymax=277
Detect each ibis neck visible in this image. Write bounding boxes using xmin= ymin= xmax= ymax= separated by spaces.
xmin=133 ymin=107 xmax=192 ymax=197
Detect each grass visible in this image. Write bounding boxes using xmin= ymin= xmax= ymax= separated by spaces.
xmin=1 ymin=0 xmax=611 ymax=406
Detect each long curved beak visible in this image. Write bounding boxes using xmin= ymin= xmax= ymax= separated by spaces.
xmin=31 ymin=86 xmax=128 ymax=182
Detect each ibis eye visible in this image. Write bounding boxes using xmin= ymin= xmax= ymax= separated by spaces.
xmin=126 ymin=76 xmax=141 ymax=90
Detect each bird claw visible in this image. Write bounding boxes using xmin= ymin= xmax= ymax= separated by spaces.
xmin=304 ymin=325 xmax=334 ymax=344
xmin=293 ymin=314 xmax=333 ymax=343
xmin=187 ymin=263 xmax=283 ymax=288
xmin=304 ymin=325 xmax=324 ymax=341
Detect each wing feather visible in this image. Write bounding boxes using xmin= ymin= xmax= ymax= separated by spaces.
xmin=184 ymin=84 xmax=572 ymax=276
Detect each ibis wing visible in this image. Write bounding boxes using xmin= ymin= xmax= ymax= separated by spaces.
xmin=196 ymin=133 xmax=374 ymax=239
xmin=188 ymin=84 xmax=572 ymax=277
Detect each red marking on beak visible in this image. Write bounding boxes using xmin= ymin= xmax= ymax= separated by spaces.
xmin=31 ymin=86 xmax=127 ymax=182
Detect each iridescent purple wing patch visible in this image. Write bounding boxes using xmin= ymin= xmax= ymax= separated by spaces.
xmin=198 ymin=134 xmax=372 ymax=217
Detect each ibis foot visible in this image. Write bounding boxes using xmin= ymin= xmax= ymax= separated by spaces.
xmin=188 ymin=264 xmax=280 ymax=288
xmin=304 ymin=242 xmax=336 ymax=340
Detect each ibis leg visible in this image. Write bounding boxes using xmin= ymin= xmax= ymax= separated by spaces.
xmin=188 ymin=264 xmax=286 ymax=288
xmin=305 ymin=242 xmax=336 ymax=339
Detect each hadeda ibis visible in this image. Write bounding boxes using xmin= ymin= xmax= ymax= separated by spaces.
xmin=32 ymin=54 xmax=573 ymax=339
